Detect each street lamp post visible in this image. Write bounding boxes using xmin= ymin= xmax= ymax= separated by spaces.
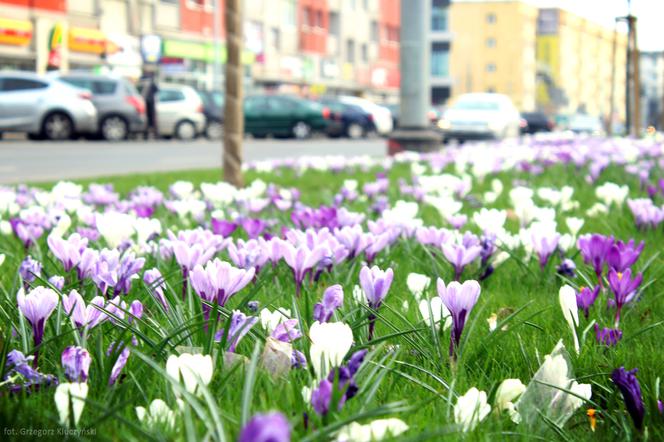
xmin=388 ymin=0 xmax=442 ymax=154
xmin=223 ymin=0 xmax=244 ymax=187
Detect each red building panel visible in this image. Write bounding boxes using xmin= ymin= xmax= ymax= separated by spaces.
xmin=378 ymin=0 xmax=399 ymax=88
xmin=179 ymin=0 xmax=225 ymax=37
xmin=298 ymin=0 xmax=328 ymax=54
xmin=0 ymin=0 xmax=65 ymax=12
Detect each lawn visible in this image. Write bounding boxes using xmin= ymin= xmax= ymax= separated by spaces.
xmin=1 ymin=136 xmax=663 ymax=441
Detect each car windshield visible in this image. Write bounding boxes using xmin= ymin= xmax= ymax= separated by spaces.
xmin=452 ymin=100 xmax=500 ymax=111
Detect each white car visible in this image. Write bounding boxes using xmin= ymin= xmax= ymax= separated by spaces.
xmin=438 ymin=93 xmax=521 ymax=142
xmin=338 ymin=96 xmax=393 ymax=136
xmin=155 ymin=84 xmax=207 ymax=140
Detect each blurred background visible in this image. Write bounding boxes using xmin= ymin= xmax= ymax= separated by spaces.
xmin=0 ymin=0 xmax=663 ymax=181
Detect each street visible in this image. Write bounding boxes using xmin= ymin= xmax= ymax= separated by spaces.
xmin=0 ymin=138 xmax=387 ymax=184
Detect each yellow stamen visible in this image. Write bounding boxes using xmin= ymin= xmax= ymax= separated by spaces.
xmin=616 ymin=272 xmax=623 ymax=280
xmin=587 ymin=408 xmax=597 ymax=432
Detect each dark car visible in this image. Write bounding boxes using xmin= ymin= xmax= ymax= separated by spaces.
xmin=520 ymin=111 xmax=554 ymax=134
xmin=319 ymin=98 xmax=375 ymax=139
xmin=387 ymin=103 xmax=442 ymax=129
xmin=198 ymin=90 xmax=224 ymax=139
xmin=244 ymin=95 xmax=330 ymax=139
xmin=58 ymin=74 xmax=146 ymax=141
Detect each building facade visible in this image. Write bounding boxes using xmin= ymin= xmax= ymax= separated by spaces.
xmin=640 ymin=51 xmax=664 ymax=129
xmin=449 ymin=0 xmax=538 ymax=111
xmin=430 ymin=0 xmax=451 ymax=105
xmin=0 ymin=0 xmax=400 ymax=98
xmin=536 ymin=8 xmax=628 ymax=125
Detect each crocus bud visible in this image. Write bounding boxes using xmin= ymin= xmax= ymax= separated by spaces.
xmin=54 ymin=382 xmax=88 ymax=427
xmin=495 ymin=378 xmax=526 ymax=411
xmin=48 ymin=275 xmax=65 ymax=291
xmin=239 ymin=412 xmax=290 ymax=442
xmin=61 ymin=346 xmax=91 ymax=382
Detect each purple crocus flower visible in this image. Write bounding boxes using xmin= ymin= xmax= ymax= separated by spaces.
xmin=143 ymin=268 xmax=169 ymax=311
xmin=364 ymin=231 xmax=393 ymax=264
xmin=129 ymin=300 xmax=144 ymax=323
xmin=608 ymin=269 xmax=643 ymax=325
xmin=172 ymin=240 xmax=217 ymax=300
xmin=62 ymin=290 xmax=107 ymax=330
xmin=577 ymin=234 xmax=614 ymax=284
xmin=271 ymin=319 xmax=302 ymax=342
xmin=215 ymin=311 xmax=258 ymax=352
xmin=359 ymin=266 xmax=394 ymax=341
xmin=576 ymin=285 xmax=600 ymax=318
xmin=61 ymin=346 xmax=91 ymax=382
xmin=210 ymin=218 xmax=238 ymax=237
xmin=4 ymin=349 xmax=58 ymax=391
xmin=311 ymin=349 xmax=367 ymax=415
xmin=240 ymin=218 xmax=267 ymax=239
xmin=556 ymin=258 xmax=576 ymax=278
xmin=238 ymin=412 xmax=290 ymax=442
xmin=311 ymin=378 xmax=333 ymax=415
xmin=594 ymin=324 xmax=623 ymax=346
xmin=313 ymin=284 xmax=344 ymax=323
xmin=531 ymin=230 xmax=561 ymax=269
xmin=108 ymin=343 xmax=131 ymax=386
xmin=437 ymin=278 xmax=481 ymax=357
xmin=606 ymin=239 xmax=645 ymax=272
xmin=334 ymin=225 xmax=371 ymax=259
xmin=190 ymin=259 xmax=255 ymax=321
xmin=611 ymin=367 xmax=645 ymax=430
xmin=47 ymin=233 xmax=89 ymax=272
xmin=19 ymin=256 xmax=42 ymax=287
xmin=48 ymin=275 xmax=65 ymax=291
xmin=17 ymin=287 xmax=59 ymax=367
xmin=280 ymin=242 xmax=326 ymax=297
xmin=441 ymin=242 xmax=482 ymax=281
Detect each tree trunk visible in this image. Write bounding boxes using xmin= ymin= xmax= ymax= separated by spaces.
xmin=223 ymin=0 xmax=244 ymax=187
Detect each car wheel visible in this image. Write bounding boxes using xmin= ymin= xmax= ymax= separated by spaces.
xmin=175 ymin=120 xmax=197 ymax=140
xmin=42 ymin=112 xmax=73 ymax=141
xmin=206 ymin=121 xmax=223 ymax=140
xmin=100 ymin=115 xmax=129 ymax=141
xmin=346 ymin=123 xmax=364 ymax=139
xmin=292 ymin=121 xmax=311 ymax=140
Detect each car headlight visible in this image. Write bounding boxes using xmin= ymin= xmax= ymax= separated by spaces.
xmin=437 ymin=119 xmax=450 ymax=130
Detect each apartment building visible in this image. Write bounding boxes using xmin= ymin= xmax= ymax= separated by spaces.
xmin=430 ymin=0 xmax=451 ymax=105
xmin=640 ymin=51 xmax=664 ymax=129
xmin=0 ymin=0 xmax=400 ymax=97
xmin=449 ymin=0 xmax=538 ymax=111
xmin=536 ymin=8 xmax=628 ymax=123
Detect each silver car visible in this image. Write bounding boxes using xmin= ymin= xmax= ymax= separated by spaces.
xmin=0 ymin=72 xmax=97 ymax=140
xmin=155 ymin=84 xmax=206 ymax=140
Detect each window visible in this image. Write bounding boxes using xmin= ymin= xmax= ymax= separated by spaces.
xmin=283 ymin=0 xmax=296 ymax=26
xmin=346 ymin=39 xmax=355 ymax=62
xmin=486 ymin=13 xmax=496 ymax=24
xmin=385 ymin=25 xmax=399 ymax=42
xmin=371 ymin=21 xmax=379 ymax=42
xmin=431 ymin=0 xmax=448 ymax=31
xmin=316 ymin=10 xmax=323 ymax=27
xmin=431 ymin=43 xmax=449 ymax=77
xmin=486 ymin=63 xmax=496 ymax=72
xmin=270 ymin=28 xmax=280 ymax=49
xmin=362 ymin=0 xmax=368 ymax=9
xmin=1 ymin=77 xmax=48 ymax=91
xmin=304 ymin=7 xmax=312 ymax=26
xmin=92 ymin=80 xmax=118 ymax=95
xmin=361 ymin=43 xmax=368 ymax=62
xmin=244 ymin=96 xmax=268 ymax=111
xmin=486 ymin=37 xmax=496 ymax=48
xmin=158 ymin=89 xmax=185 ymax=102
xmin=350 ymin=0 xmax=356 ymax=9
xmin=329 ymin=12 xmax=340 ymax=36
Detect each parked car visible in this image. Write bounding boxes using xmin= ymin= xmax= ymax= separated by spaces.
xmin=244 ymin=95 xmax=330 ymax=139
xmin=198 ymin=90 xmax=224 ymax=140
xmin=337 ymin=96 xmax=393 ymax=135
xmin=520 ymin=111 xmax=554 ymax=134
xmin=319 ymin=97 xmax=375 ymax=139
xmin=155 ymin=84 xmax=206 ymax=140
xmin=0 ymin=71 xmax=97 ymax=140
xmin=387 ymin=103 xmax=445 ymax=129
xmin=438 ymin=93 xmax=521 ymax=142
xmin=568 ymin=114 xmax=604 ymax=136
xmin=57 ymin=73 xmax=146 ymax=141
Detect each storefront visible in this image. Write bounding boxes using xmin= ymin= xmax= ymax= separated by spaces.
xmin=0 ymin=17 xmax=35 ymax=70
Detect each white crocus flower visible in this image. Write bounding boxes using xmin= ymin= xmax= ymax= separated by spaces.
xmin=134 ymin=217 xmax=162 ymax=246
xmin=454 ymin=387 xmax=491 ymax=432
xmin=136 ymin=399 xmax=176 ymax=429
xmin=54 ymin=382 xmax=88 ymax=427
xmin=495 ymin=378 xmax=526 ymax=422
xmin=406 ymin=273 xmax=431 ymax=300
xmin=559 ymin=285 xmax=580 ymax=354
xmin=170 ymin=181 xmax=195 ymax=199
xmin=0 ymin=220 xmax=11 ymax=235
xmin=586 ymin=202 xmax=609 ymax=217
xmin=96 ymin=211 xmax=136 ymax=248
xmin=352 ymin=284 xmax=364 ymax=303
xmin=51 ymin=213 xmax=72 ymax=238
xmin=259 ymin=308 xmax=291 ymax=333
xmin=473 ymin=208 xmax=507 ymax=234
xmin=309 ymin=321 xmax=353 ymax=379
xmin=596 ymin=182 xmax=629 ymax=207
xmin=418 ymin=297 xmax=451 ymax=331
xmin=335 ymin=418 xmax=409 ymax=441
xmin=0 ymin=253 xmax=5 ymax=267
xmin=166 ymin=353 xmax=213 ymax=397
xmin=565 ymin=217 xmax=584 ymax=237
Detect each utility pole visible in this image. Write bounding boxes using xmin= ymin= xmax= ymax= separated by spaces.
xmin=223 ymin=0 xmax=244 ymax=187
xmin=629 ymin=14 xmax=640 ymax=136
xmin=388 ymin=0 xmax=441 ymax=154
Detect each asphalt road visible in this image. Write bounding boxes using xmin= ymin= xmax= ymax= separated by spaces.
xmin=0 ymin=137 xmax=387 ymax=184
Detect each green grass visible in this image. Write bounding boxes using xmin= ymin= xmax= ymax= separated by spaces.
xmin=1 ymin=160 xmax=663 ymax=441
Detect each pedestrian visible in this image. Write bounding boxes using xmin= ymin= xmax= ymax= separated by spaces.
xmin=142 ymin=74 xmax=159 ymax=140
